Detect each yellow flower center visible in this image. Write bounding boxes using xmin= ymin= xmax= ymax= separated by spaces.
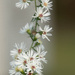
xmin=23 ymin=0 xmax=26 ymax=2
xmin=38 ymin=39 xmax=42 ymax=44
xmin=15 ymin=55 xmax=18 ymax=60
xmin=27 ymin=29 xmax=31 ymax=34
xmin=15 ymin=67 xmax=19 ymax=72
xmin=44 ymin=2 xmax=47 ymax=6
xmin=19 ymin=68 xmax=23 ymax=72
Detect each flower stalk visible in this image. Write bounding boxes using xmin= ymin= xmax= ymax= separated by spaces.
xmin=30 ymin=41 xmax=34 ymax=50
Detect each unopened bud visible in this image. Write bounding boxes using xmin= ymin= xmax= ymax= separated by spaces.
xmin=27 ymin=29 xmax=31 ymax=34
xmin=35 ymin=33 xmax=40 ymax=38
xmin=19 ymin=68 xmax=23 ymax=72
xmin=37 ymin=39 xmax=42 ymax=44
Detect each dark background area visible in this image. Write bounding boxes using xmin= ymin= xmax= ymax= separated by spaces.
xmin=53 ymin=0 xmax=75 ymax=75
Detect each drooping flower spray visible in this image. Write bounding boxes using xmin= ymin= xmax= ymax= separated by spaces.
xmin=9 ymin=0 xmax=53 ymax=75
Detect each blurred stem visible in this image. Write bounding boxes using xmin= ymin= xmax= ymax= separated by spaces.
xmin=30 ymin=41 xmax=34 ymax=50
xmin=32 ymin=47 xmax=37 ymax=52
xmin=35 ymin=0 xmax=38 ymax=31
xmin=35 ymin=20 xmax=38 ymax=30
xmin=30 ymin=0 xmax=38 ymax=51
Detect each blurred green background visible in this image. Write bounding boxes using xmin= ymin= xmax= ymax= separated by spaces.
xmin=53 ymin=0 xmax=75 ymax=75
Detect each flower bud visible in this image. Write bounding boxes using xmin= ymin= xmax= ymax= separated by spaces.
xmin=19 ymin=68 xmax=24 ymax=73
xmin=15 ymin=66 xmax=19 ymax=72
xmin=35 ymin=33 xmax=40 ymax=38
xmin=27 ymin=29 xmax=31 ymax=34
xmin=37 ymin=39 xmax=42 ymax=44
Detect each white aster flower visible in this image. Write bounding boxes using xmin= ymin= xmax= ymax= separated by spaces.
xmin=36 ymin=47 xmax=47 ymax=63
xmin=41 ymin=0 xmax=52 ymax=10
xmin=26 ymin=61 xmax=43 ymax=75
xmin=15 ymin=50 xmax=38 ymax=69
xmin=10 ymin=42 xmax=27 ymax=59
xmin=33 ymin=7 xmax=50 ymax=23
xmin=20 ymin=23 xmax=34 ymax=34
xmin=9 ymin=66 xmax=21 ymax=75
xmin=39 ymin=25 xmax=52 ymax=41
xmin=15 ymin=53 xmax=28 ymax=70
xmin=16 ymin=0 xmax=31 ymax=9
xmin=26 ymin=50 xmax=38 ymax=62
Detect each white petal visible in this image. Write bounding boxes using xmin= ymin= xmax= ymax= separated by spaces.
xmin=39 ymin=27 xmax=43 ymax=31
xmin=43 ymin=12 xmax=50 ymax=16
xmin=46 ymin=27 xmax=52 ymax=32
xmin=46 ymin=33 xmax=52 ymax=36
xmin=45 ymin=35 xmax=50 ymax=41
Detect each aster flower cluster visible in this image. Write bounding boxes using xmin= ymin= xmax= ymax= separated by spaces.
xmin=9 ymin=0 xmax=53 ymax=75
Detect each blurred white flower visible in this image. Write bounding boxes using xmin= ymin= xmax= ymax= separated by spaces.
xmin=33 ymin=7 xmax=50 ymax=23
xmin=9 ymin=66 xmax=21 ymax=75
xmin=15 ymin=54 xmax=27 ymax=70
xmin=16 ymin=0 xmax=31 ymax=9
xmin=26 ymin=61 xmax=43 ymax=75
xmin=10 ymin=45 xmax=47 ymax=75
xmin=41 ymin=0 xmax=52 ymax=10
xmin=15 ymin=49 xmax=43 ymax=75
xmin=26 ymin=49 xmax=38 ymax=62
xmin=39 ymin=25 xmax=52 ymax=41
xmin=36 ymin=47 xmax=47 ymax=63
xmin=20 ymin=23 xmax=34 ymax=34
xmin=15 ymin=50 xmax=37 ymax=69
xmin=10 ymin=42 xmax=27 ymax=59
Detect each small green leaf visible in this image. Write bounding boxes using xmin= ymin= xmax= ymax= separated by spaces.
xmin=39 ymin=31 xmax=43 ymax=35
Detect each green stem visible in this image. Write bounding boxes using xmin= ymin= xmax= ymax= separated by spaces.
xmin=34 ymin=0 xmax=37 ymax=31
xmin=29 ymin=0 xmax=37 ymax=51
xmin=35 ymin=20 xmax=37 ymax=30
xmin=30 ymin=41 xmax=34 ymax=50
xmin=32 ymin=47 xmax=37 ymax=52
